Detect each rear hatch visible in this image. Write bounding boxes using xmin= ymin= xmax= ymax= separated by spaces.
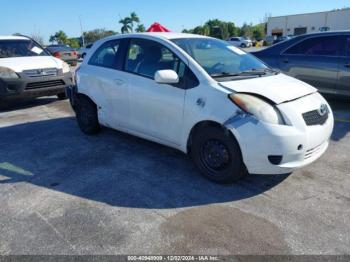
xmin=219 ymin=73 xmax=317 ymax=104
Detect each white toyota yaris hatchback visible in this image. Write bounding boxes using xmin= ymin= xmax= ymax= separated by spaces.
xmin=68 ymin=33 xmax=334 ymax=183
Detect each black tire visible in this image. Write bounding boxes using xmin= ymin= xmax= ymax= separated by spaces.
xmin=190 ymin=126 xmax=246 ymax=184
xmin=75 ymin=96 xmax=100 ymax=135
xmin=82 ymin=53 xmax=86 ymax=59
xmin=240 ymin=43 xmax=247 ymax=48
xmin=57 ymin=92 xmax=67 ymax=100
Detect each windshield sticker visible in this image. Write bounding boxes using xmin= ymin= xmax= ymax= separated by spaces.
xmin=227 ymin=46 xmax=245 ymax=55
xmin=31 ymin=46 xmax=43 ymax=55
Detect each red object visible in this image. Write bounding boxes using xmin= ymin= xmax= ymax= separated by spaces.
xmin=146 ymin=23 xmax=171 ymax=32
xmin=53 ymin=52 xmax=61 ymax=58
xmin=73 ymin=51 xmax=77 ymax=56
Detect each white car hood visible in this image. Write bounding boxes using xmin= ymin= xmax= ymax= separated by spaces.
xmin=0 ymin=56 xmax=61 ymax=72
xmin=219 ymin=73 xmax=317 ymax=104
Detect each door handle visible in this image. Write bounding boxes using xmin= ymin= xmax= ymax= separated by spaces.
xmin=283 ymin=58 xmax=289 ymax=64
xmin=344 ymin=63 xmax=350 ymax=68
xmin=114 ymin=79 xmax=125 ymax=86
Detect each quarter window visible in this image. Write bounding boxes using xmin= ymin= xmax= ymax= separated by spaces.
xmin=89 ymin=40 xmax=120 ymax=69
xmin=284 ymin=36 xmax=339 ymax=56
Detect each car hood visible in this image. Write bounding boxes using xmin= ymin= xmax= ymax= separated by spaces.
xmin=218 ymin=73 xmax=317 ymax=104
xmin=0 ymin=56 xmax=61 ymax=72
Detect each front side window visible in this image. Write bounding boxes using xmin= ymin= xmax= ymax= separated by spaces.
xmin=89 ymin=40 xmax=120 ymax=69
xmin=171 ymin=38 xmax=267 ymax=76
xmin=125 ymin=38 xmax=183 ymax=79
xmin=125 ymin=38 xmax=198 ymax=89
xmin=284 ymin=36 xmax=339 ymax=56
xmin=0 ymin=40 xmax=48 ymax=58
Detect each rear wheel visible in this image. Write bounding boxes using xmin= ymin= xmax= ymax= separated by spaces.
xmin=75 ymin=96 xmax=100 ymax=135
xmin=190 ymin=126 xmax=246 ymax=184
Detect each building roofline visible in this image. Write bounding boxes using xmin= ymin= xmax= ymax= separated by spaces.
xmin=269 ymin=8 xmax=350 ymax=20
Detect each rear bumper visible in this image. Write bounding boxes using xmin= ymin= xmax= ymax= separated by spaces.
xmin=0 ymin=72 xmax=73 ymax=99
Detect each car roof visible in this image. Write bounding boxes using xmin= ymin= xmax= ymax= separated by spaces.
xmin=104 ymin=32 xmax=210 ymax=41
xmin=139 ymin=32 xmax=209 ymax=39
xmin=296 ymin=30 xmax=350 ymax=37
xmin=0 ymin=36 xmax=30 ymax=41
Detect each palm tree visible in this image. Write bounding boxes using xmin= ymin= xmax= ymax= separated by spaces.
xmin=136 ymin=24 xmax=146 ymax=33
xmin=119 ymin=17 xmax=132 ymax=34
xmin=130 ymin=12 xmax=140 ymax=31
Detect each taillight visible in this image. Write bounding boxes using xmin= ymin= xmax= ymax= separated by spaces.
xmin=73 ymin=51 xmax=77 ymax=56
xmin=53 ymin=52 xmax=61 ymax=58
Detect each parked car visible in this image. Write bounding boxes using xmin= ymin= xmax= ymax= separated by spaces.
xmin=273 ymin=36 xmax=292 ymax=45
xmin=227 ymin=37 xmax=252 ymax=48
xmin=253 ymin=31 xmax=350 ymax=98
xmin=67 ymin=33 xmax=333 ymax=183
xmin=78 ymin=43 xmax=93 ymax=59
xmin=0 ymin=36 xmax=73 ymax=100
xmin=46 ymin=44 xmax=78 ymax=66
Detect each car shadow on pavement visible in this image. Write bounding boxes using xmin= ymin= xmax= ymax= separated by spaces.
xmin=0 ymin=97 xmax=58 ymax=113
xmin=0 ymin=117 xmax=290 ymax=209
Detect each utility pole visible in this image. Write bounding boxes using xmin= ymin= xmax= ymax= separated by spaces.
xmin=79 ymin=15 xmax=86 ymax=47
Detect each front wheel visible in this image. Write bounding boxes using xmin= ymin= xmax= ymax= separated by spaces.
xmin=57 ymin=92 xmax=67 ymax=100
xmin=191 ymin=126 xmax=246 ymax=184
xmin=240 ymin=43 xmax=247 ymax=48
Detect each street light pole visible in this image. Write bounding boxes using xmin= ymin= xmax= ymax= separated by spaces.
xmin=79 ymin=15 xmax=85 ymax=47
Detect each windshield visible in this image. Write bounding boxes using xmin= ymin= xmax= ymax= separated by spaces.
xmin=0 ymin=40 xmax=48 ymax=58
xmin=171 ymin=38 xmax=268 ymax=77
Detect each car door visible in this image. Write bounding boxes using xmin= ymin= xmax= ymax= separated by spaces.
xmin=122 ymin=38 xmax=195 ymax=145
xmin=279 ymin=35 xmax=340 ymax=94
xmin=337 ymin=35 xmax=350 ymax=96
xmin=83 ymin=39 xmax=129 ymax=128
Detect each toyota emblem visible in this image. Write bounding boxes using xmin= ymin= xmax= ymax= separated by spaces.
xmin=318 ymin=104 xmax=328 ymax=116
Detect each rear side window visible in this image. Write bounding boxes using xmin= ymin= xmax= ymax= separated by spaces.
xmin=284 ymin=36 xmax=339 ymax=56
xmin=89 ymin=40 xmax=120 ymax=69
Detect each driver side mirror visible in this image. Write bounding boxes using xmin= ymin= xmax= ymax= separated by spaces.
xmin=155 ymin=70 xmax=179 ymax=84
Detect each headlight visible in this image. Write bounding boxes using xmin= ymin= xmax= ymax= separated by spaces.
xmin=0 ymin=66 xmax=19 ymax=79
xmin=62 ymin=62 xmax=70 ymax=73
xmin=229 ymin=93 xmax=285 ymax=125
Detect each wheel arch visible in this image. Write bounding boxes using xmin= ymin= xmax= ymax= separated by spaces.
xmin=186 ymin=120 xmax=241 ymax=155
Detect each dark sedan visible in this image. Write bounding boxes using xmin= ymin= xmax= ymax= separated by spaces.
xmin=46 ymin=45 xmax=78 ymax=66
xmin=253 ymin=31 xmax=350 ymax=98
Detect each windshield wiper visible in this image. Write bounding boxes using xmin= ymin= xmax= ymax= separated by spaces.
xmin=210 ymin=68 xmax=279 ymax=78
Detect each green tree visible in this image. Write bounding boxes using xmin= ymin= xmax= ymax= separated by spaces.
xmin=130 ymin=12 xmax=140 ymax=31
xmin=66 ymin=38 xmax=80 ymax=49
xmin=49 ymin=30 xmax=68 ymax=44
xmin=252 ymin=23 xmax=266 ymax=40
xmin=119 ymin=17 xmax=132 ymax=34
xmin=83 ymin=29 xmax=116 ymax=43
xmin=240 ymin=23 xmax=253 ymax=38
xmin=135 ymin=24 xmax=146 ymax=33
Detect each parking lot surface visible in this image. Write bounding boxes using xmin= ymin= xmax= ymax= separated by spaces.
xmin=0 ymin=96 xmax=349 ymax=255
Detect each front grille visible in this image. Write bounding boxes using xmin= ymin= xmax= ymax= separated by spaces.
xmin=302 ymin=109 xmax=328 ymax=126
xmin=26 ymin=80 xmax=65 ymax=90
xmin=23 ymin=68 xmax=58 ymax=77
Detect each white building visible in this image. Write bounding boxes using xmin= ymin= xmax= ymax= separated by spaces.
xmin=267 ymin=8 xmax=350 ymax=37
